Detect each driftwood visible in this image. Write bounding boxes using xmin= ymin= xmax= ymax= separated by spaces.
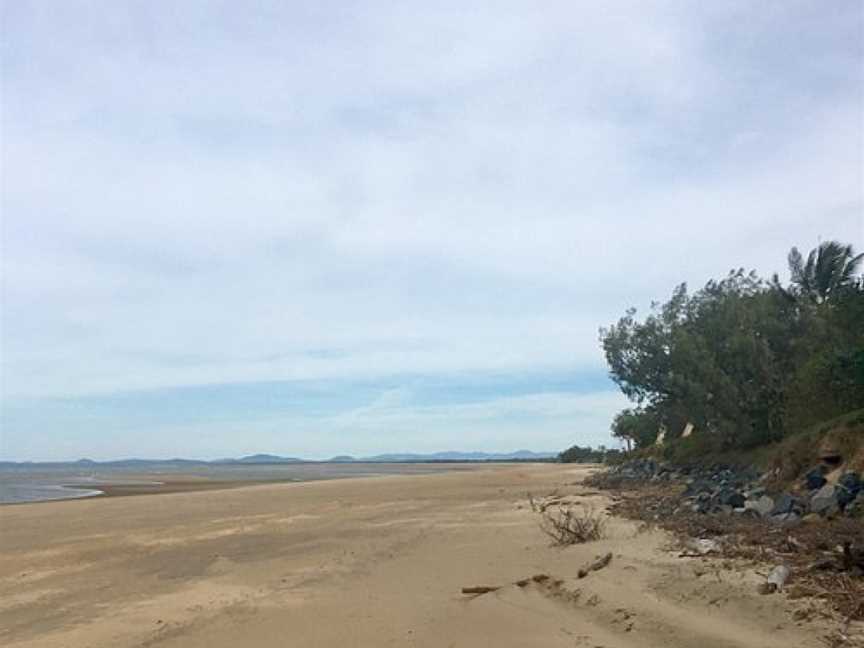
xmin=515 ymin=574 xmax=550 ymax=587
xmin=528 ymin=490 xmax=564 ymax=513
xmin=461 ymin=586 xmax=501 ymax=595
xmin=679 ymin=538 xmax=720 ymax=558
xmin=807 ymin=542 xmax=864 ymax=574
xmin=758 ymin=565 xmax=791 ymax=594
xmin=808 ymin=557 xmax=839 ymax=572
xmin=781 ymin=535 xmax=805 ymax=553
xmin=463 ymin=573 xmax=556 ymax=596
xmin=578 ymin=552 xmax=613 ymax=579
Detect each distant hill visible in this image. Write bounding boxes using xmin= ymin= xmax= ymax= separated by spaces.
xmin=0 ymin=450 xmax=555 ymax=467
xmin=327 ymin=450 xmax=556 ymax=463
xmin=220 ymin=454 xmax=305 ymax=464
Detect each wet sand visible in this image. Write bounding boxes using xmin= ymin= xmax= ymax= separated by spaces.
xmin=0 ymin=464 xmax=838 ymax=647
xmin=1 ymin=462 xmax=476 ymax=504
xmin=70 ymin=479 xmax=297 ymax=499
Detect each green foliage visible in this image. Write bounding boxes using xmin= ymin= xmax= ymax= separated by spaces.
xmin=611 ymin=408 xmax=661 ymax=450
xmin=599 ymin=240 xmax=864 ymax=454
xmin=787 ymin=240 xmax=864 ymax=304
xmin=558 ymin=444 xmax=620 ymax=464
xmin=660 ymin=429 xmax=725 ymax=463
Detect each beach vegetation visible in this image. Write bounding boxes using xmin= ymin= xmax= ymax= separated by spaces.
xmin=539 ymin=506 xmax=607 ymax=545
xmin=600 ymin=240 xmax=864 ymax=453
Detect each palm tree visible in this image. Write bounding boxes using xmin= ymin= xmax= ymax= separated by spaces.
xmin=787 ymin=240 xmax=864 ymax=303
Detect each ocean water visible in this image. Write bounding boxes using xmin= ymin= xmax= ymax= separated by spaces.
xmin=0 ymin=463 xmax=463 ymax=504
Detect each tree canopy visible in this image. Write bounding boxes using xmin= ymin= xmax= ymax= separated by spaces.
xmin=600 ymin=240 xmax=864 ymax=452
xmin=787 ymin=241 xmax=863 ymax=304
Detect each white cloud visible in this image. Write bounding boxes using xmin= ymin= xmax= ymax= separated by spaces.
xmin=1 ymin=1 xmax=862 ymax=455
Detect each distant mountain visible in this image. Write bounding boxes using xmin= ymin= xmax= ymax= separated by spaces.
xmin=0 ymin=450 xmax=555 ymax=467
xmin=327 ymin=450 xmax=556 ymax=463
xmin=230 ymin=454 xmax=305 ymax=464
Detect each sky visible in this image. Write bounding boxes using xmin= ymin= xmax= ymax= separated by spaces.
xmin=1 ymin=1 xmax=862 ymax=461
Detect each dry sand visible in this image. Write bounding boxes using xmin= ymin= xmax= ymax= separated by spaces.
xmin=0 ymin=464 xmax=838 ymax=647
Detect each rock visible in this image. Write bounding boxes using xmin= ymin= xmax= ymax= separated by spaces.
xmin=770 ymin=511 xmax=801 ymax=526
xmin=804 ymin=467 xmax=828 ymax=491
xmin=845 ymin=492 xmax=864 ymax=519
xmin=837 ymin=473 xmax=862 ymax=509
xmin=745 ymin=495 xmax=775 ymax=518
xmin=810 ymin=484 xmax=840 ymax=516
xmin=770 ymin=493 xmax=804 ymax=517
xmin=838 ymin=472 xmax=861 ymax=490
xmin=684 ymin=480 xmax=713 ymax=497
xmin=738 ymin=507 xmax=762 ymax=519
xmin=837 ymin=472 xmax=862 ymax=510
xmin=717 ymin=489 xmax=746 ymax=508
xmin=758 ymin=565 xmax=790 ymax=594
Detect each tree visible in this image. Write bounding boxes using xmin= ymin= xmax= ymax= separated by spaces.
xmin=611 ymin=408 xmax=660 ymax=450
xmin=601 ymin=270 xmax=799 ymax=449
xmin=783 ymin=272 xmax=864 ymax=431
xmin=787 ymin=240 xmax=864 ymax=304
xmin=558 ymin=445 xmax=604 ymax=463
xmin=598 ymin=242 xmax=863 ymax=453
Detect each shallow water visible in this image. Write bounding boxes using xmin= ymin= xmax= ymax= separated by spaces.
xmin=0 ymin=463 xmax=462 ymax=504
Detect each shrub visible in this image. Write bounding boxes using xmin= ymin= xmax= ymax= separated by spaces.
xmin=539 ymin=506 xmax=607 ymax=545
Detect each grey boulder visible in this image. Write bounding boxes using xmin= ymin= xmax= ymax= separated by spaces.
xmin=810 ymin=484 xmax=839 ymax=516
xmin=744 ymin=495 xmax=775 ymax=518
xmin=804 ymin=467 xmax=827 ymax=491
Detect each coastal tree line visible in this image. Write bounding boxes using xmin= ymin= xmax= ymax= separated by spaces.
xmin=599 ymin=240 xmax=863 ymax=454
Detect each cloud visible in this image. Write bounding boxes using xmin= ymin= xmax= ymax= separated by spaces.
xmin=1 ymin=1 xmax=862 ymax=456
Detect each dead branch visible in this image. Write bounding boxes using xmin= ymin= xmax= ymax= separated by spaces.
xmin=540 ymin=506 xmax=607 ymax=545
xmin=578 ymin=552 xmax=613 ymax=578
xmin=461 ymin=586 xmax=501 ymax=595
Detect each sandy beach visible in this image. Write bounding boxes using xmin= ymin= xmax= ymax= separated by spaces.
xmin=0 ymin=464 xmax=834 ymax=647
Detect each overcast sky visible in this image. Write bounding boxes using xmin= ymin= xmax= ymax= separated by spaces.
xmin=1 ymin=1 xmax=862 ymax=460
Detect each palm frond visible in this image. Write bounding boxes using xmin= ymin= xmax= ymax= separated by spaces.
xmin=787 ymin=240 xmax=861 ymax=302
